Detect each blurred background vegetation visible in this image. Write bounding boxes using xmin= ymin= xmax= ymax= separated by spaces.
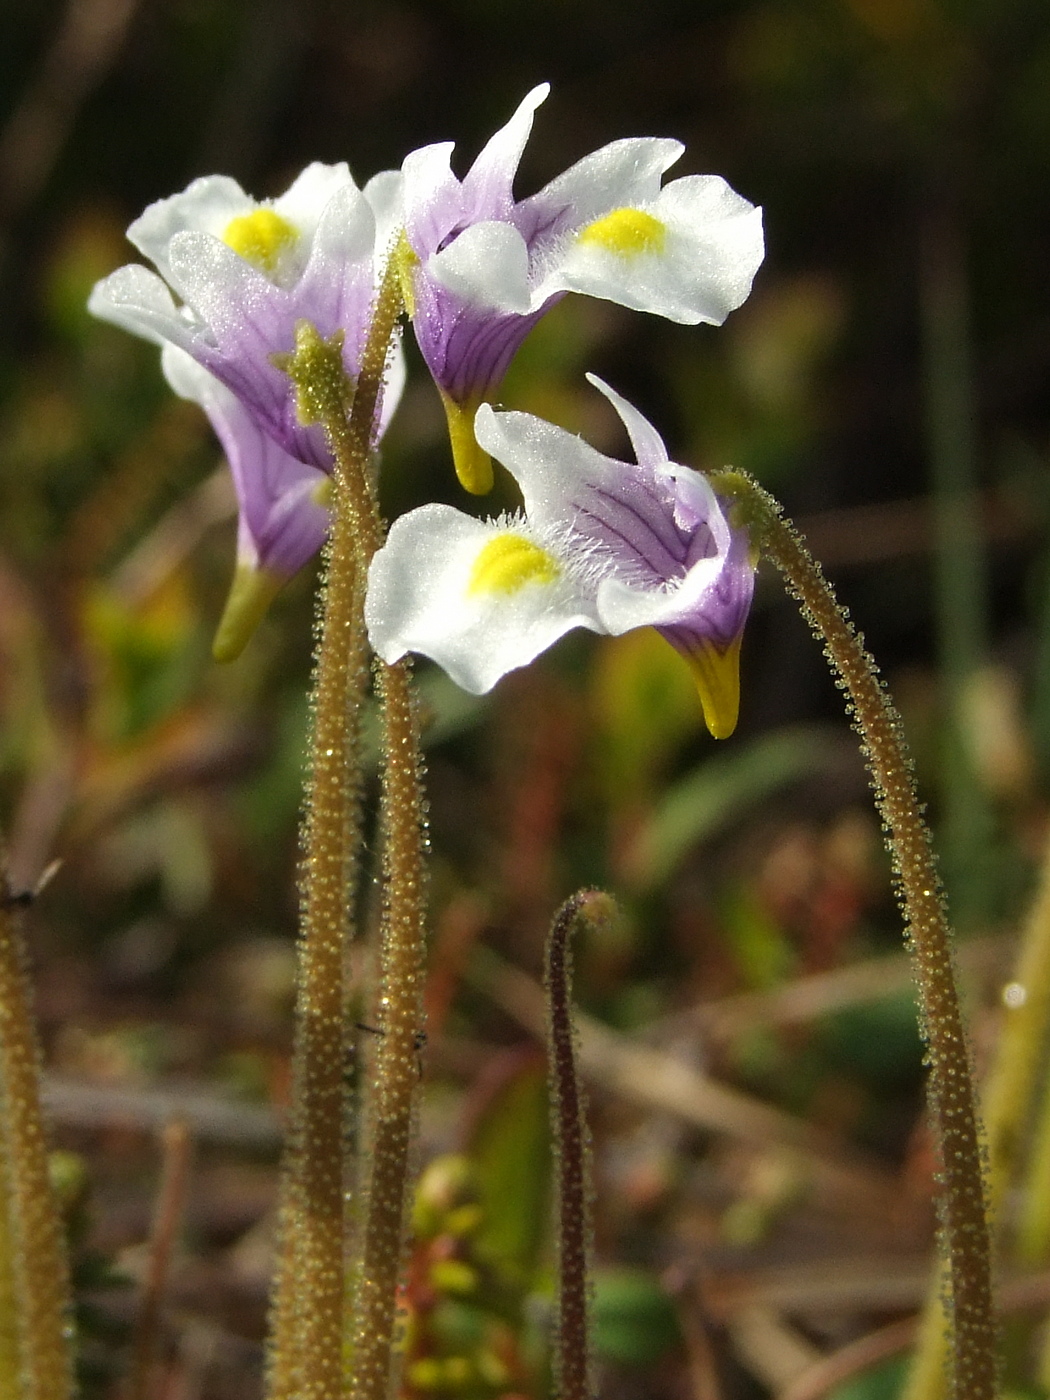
xmin=2 ymin=0 xmax=1050 ymax=1396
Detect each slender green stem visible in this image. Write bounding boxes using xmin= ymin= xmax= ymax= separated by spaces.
xmin=347 ymin=654 xmax=428 ymax=1400
xmin=336 ymin=244 xmax=431 ymax=1400
xmin=921 ymin=210 xmax=994 ymax=930
xmin=266 ymin=252 xmax=404 ymax=1400
xmin=716 ymin=472 xmax=996 ymax=1400
xmin=545 ymin=890 xmax=616 ymax=1400
xmin=0 ymin=868 xmax=75 ymax=1400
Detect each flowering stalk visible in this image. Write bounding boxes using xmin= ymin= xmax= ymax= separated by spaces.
xmin=266 ymin=257 xmax=403 ymax=1400
xmin=336 ymin=251 xmax=430 ymax=1400
xmin=347 ymin=652 xmax=428 ymax=1400
xmin=0 ymin=866 xmax=75 ymax=1400
xmin=714 ymin=471 xmax=996 ymax=1400
xmin=545 ymin=890 xmax=616 ymax=1400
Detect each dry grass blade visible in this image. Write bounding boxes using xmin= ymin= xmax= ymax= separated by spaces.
xmin=124 ymin=1119 xmax=194 ymax=1400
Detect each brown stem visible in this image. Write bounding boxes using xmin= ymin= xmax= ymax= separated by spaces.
xmin=346 ymin=654 xmax=428 ymax=1400
xmin=715 ymin=472 xmax=996 ymax=1400
xmin=0 ymin=867 xmax=75 ymax=1400
xmin=125 ymin=1119 xmax=193 ymax=1400
xmin=545 ymin=890 xmax=617 ymax=1400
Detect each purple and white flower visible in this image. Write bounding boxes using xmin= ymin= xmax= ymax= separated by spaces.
xmin=365 ymin=376 xmax=755 ymax=738
xmin=160 ymin=346 xmax=332 ymax=659
xmin=398 ymin=84 xmax=764 ymax=493
xmin=89 ymin=164 xmax=404 ymax=472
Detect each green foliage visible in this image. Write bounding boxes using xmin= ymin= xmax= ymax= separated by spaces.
xmin=590 ymin=1268 xmax=682 ymax=1369
xmin=466 ymin=1055 xmax=551 ymax=1289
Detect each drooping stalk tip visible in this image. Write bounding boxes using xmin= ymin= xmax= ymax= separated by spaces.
xmin=713 ymin=470 xmax=996 ymax=1400
xmin=545 ymin=889 xmax=617 ymax=1400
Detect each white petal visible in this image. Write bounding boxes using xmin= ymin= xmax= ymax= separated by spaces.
xmin=364 ymin=169 xmax=406 ymax=261
xmin=546 ymin=175 xmax=763 ymax=325
xmin=160 ymin=341 xmax=214 ymax=401
xmin=401 ymin=141 xmax=461 ymax=255
xmin=365 ymin=504 xmax=603 ymax=693
xmin=475 ymin=401 xmax=636 ymax=531
xmin=88 ymin=264 xmax=199 ymax=351
xmin=428 ymin=221 xmax=531 ymax=313
xmin=273 ymin=162 xmax=356 ymax=242
xmin=595 ymin=554 xmax=725 ymax=633
xmin=584 ymin=372 xmax=668 ymax=469
xmin=164 ymin=231 xmax=272 ymax=334
xmin=378 ymin=338 xmax=407 ymax=437
xmin=127 ymin=175 xmax=253 ymax=283
xmin=461 ymin=83 xmax=550 ymax=218
xmin=524 ymin=137 xmax=682 ymax=244
xmin=299 ymin=182 xmax=376 ymax=285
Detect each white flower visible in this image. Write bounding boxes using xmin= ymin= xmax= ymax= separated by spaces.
xmin=366 ymin=377 xmax=755 ymax=738
xmin=397 ymin=85 xmax=764 ymax=493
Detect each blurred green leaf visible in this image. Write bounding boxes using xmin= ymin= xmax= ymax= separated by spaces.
xmin=466 ymin=1054 xmax=549 ymax=1288
xmin=624 ymin=725 xmax=840 ymax=889
xmin=591 ymin=1267 xmax=681 ymax=1367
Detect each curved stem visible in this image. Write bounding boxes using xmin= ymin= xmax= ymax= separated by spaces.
xmin=545 ymin=890 xmax=616 ymax=1400
xmin=716 ymin=472 xmax=996 ymax=1400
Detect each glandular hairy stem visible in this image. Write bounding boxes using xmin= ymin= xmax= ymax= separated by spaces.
xmin=545 ymin=890 xmax=617 ymax=1400
xmin=266 ymin=247 xmax=404 ymax=1400
xmin=714 ymin=471 xmax=996 ymax=1400
xmin=347 ymin=655 xmax=428 ymax=1400
xmin=0 ymin=867 xmax=75 ymax=1400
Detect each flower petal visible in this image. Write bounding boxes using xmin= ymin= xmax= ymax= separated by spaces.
xmin=87 ymin=264 xmax=199 ymax=351
xmin=272 ymin=161 xmax=356 ymax=243
xmin=365 ymin=503 xmax=603 ymax=693
xmin=161 ymin=345 xmax=329 ymax=580
xmin=523 ymin=136 xmax=682 ymax=243
xmin=460 ymin=83 xmax=549 ymax=220
xmin=547 ymin=174 xmax=763 ymax=325
xmin=127 ymin=175 xmax=254 ymax=283
xmin=402 ymin=141 xmax=462 ymax=255
xmin=428 ymin=220 xmax=531 ymax=313
xmin=584 ymin=372 xmax=668 ymax=470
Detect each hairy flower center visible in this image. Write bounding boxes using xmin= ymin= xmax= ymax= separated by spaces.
xmin=577 ymin=207 xmax=667 ymax=258
xmin=468 ymin=533 xmax=560 ymax=596
xmin=223 ymin=209 xmax=299 ymax=273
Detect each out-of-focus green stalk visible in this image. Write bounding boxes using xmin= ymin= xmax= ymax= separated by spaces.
xmin=0 ymin=867 xmax=75 ymax=1400
xmin=921 ymin=210 xmax=994 ymax=932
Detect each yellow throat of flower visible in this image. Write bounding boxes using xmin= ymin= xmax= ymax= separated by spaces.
xmin=578 ymin=207 xmax=667 ymax=258
xmin=468 ymin=533 xmax=560 ymax=597
xmin=223 ymin=209 xmax=299 ymax=275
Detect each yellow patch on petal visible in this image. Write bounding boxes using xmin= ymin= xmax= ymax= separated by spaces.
xmin=684 ymin=633 xmax=743 ymax=740
xmin=578 ymin=207 xmax=667 ymax=259
xmin=467 ymin=533 xmax=560 ymax=597
xmin=223 ymin=209 xmax=299 ymax=274
xmin=311 ymin=476 xmax=333 ymax=508
xmin=212 ymin=564 xmax=285 ymax=662
xmin=440 ymin=390 xmax=493 ymax=495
